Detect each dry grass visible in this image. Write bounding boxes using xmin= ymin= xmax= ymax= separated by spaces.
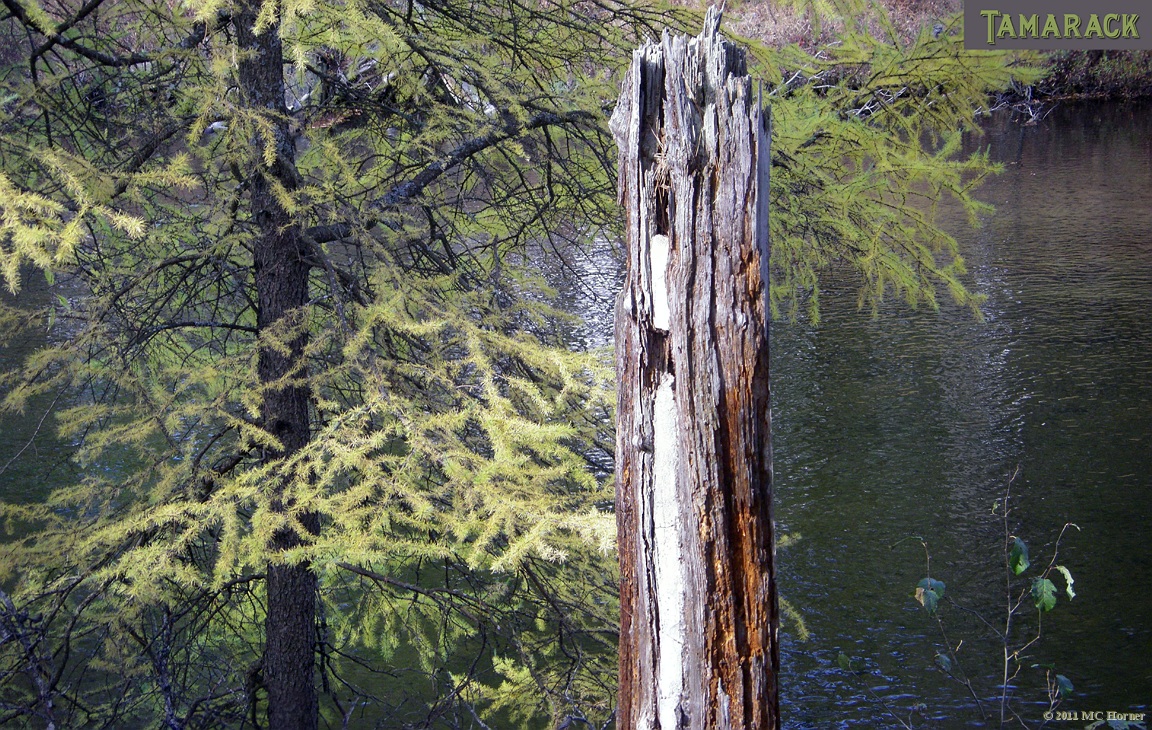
xmin=724 ymin=0 xmax=962 ymax=49
xmin=1039 ymin=50 xmax=1152 ymax=99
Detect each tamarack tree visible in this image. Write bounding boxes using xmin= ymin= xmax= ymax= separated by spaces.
xmin=0 ymin=0 xmax=680 ymax=726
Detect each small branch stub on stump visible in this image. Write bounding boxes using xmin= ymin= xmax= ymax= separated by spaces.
xmin=610 ymin=7 xmax=776 ymax=729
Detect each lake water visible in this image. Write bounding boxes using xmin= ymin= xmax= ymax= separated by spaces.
xmin=773 ymin=101 xmax=1152 ymax=727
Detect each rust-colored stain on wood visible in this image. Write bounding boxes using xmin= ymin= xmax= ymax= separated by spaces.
xmin=610 ymin=7 xmax=778 ymax=729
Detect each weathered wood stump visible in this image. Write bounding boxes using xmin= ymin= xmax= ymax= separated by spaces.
xmin=609 ymin=7 xmax=777 ymax=729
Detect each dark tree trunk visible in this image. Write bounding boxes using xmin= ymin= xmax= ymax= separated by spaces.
xmin=609 ymin=8 xmax=778 ymax=729
xmin=234 ymin=8 xmax=319 ymax=730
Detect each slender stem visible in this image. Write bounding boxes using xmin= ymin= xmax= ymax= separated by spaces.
xmin=1000 ymin=467 xmax=1019 ymax=727
xmin=933 ymin=616 xmax=986 ymax=720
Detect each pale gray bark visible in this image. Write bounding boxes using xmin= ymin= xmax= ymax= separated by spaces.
xmin=611 ymin=7 xmax=777 ymax=729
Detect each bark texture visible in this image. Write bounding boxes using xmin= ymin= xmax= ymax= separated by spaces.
xmin=234 ymin=8 xmax=319 ymax=729
xmin=609 ymin=8 xmax=777 ymax=729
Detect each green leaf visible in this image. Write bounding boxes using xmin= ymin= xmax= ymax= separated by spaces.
xmin=837 ymin=652 xmax=852 ymax=672
xmin=917 ymin=577 xmax=946 ymax=597
xmin=1009 ymin=537 xmax=1030 ymax=575
xmin=1054 ymin=565 xmax=1076 ymax=600
xmin=914 ymin=578 xmax=945 ymax=613
xmin=1055 ymin=673 xmax=1073 ymax=697
xmin=1032 ymin=577 xmax=1057 ymax=612
xmin=918 ymin=588 xmax=937 ymax=612
xmin=934 ymin=652 xmax=952 ymax=672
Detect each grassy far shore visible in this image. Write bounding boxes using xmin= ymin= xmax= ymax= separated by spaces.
xmin=714 ymin=0 xmax=1152 ymax=100
xmin=1037 ymin=49 xmax=1152 ymax=99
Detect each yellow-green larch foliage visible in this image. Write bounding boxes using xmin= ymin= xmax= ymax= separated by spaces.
xmin=743 ymin=0 xmax=1041 ymax=322
xmin=0 ymin=0 xmax=683 ymax=724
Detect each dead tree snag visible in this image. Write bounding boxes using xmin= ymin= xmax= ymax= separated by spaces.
xmin=609 ymin=7 xmax=777 ymax=729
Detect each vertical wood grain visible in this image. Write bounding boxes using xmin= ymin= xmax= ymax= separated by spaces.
xmin=610 ymin=8 xmax=777 ymax=728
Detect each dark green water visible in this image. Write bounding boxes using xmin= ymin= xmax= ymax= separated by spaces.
xmin=774 ymin=102 xmax=1152 ymax=727
xmin=0 ymin=276 xmax=80 ymax=501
